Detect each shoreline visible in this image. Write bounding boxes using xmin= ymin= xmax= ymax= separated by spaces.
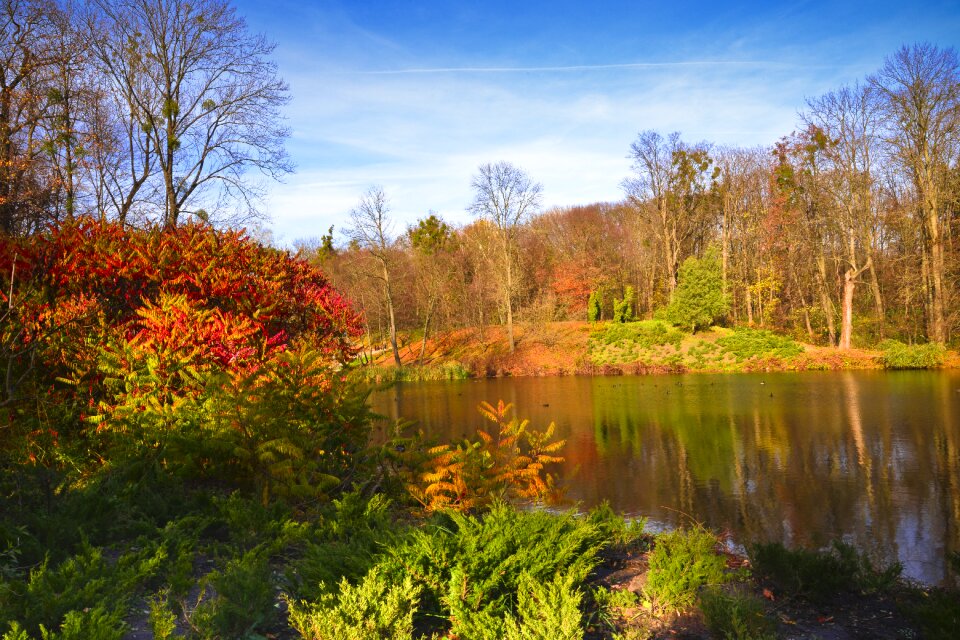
xmin=358 ymin=320 xmax=959 ymax=381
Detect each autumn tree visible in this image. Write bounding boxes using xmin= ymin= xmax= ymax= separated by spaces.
xmin=349 ymin=186 xmax=402 ymax=367
xmin=408 ymin=213 xmax=454 ymax=364
xmin=870 ymin=43 xmax=960 ymax=343
xmin=469 ymin=162 xmax=542 ymax=353
xmin=624 ymin=131 xmax=716 ymax=296
xmin=90 ymin=0 xmax=290 ymax=228
xmin=0 ymin=0 xmax=61 ymax=235
xmin=803 ymin=83 xmax=883 ymax=349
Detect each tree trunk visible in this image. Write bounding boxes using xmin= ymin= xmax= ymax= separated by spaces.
xmin=418 ymin=297 xmax=435 ymax=366
xmin=382 ymin=262 xmax=402 ymax=367
xmin=504 ymin=237 xmax=515 ymax=353
xmin=839 ymin=268 xmax=856 ymax=349
xmin=867 ymin=256 xmax=884 ymax=337
xmin=722 ymin=192 xmax=731 ymax=294
xmin=816 ymin=255 xmax=837 ymax=346
xmin=927 ymin=204 xmax=947 ymax=343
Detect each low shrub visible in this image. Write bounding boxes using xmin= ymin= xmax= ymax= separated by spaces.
xmin=644 ymin=527 xmax=728 ymax=612
xmin=3 ymin=605 xmax=126 ymax=640
xmin=195 ymin=550 xmax=275 ymax=638
xmin=287 ymin=568 xmax=422 ymax=640
xmin=877 ymin=339 xmax=946 ymax=369
xmin=699 ymin=586 xmax=776 ymax=640
xmin=502 ymin=571 xmax=584 ymax=640
xmin=595 ymin=320 xmax=684 ymax=349
xmin=588 ymin=321 xmax=684 ymax=365
xmin=586 ymin=502 xmax=649 ymax=551
xmin=900 ymin=586 xmax=960 ymax=640
xmin=377 ymin=504 xmax=605 ymax=638
xmin=1 ymin=542 xmax=164 ymax=637
xmin=716 ymin=328 xmax=803 ymax=362
xmin=749 ymin=541 xmax=901 ymax=602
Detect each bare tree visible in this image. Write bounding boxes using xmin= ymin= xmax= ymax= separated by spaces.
xmin=469 ymin=161 xmax=542 ymax=353
xmin=90 ymin=0 xmax=291 ymax=228
xmin=870 ymin=43 xmax=960 ymax=343
xmin=408 ymin=213 xmax=453 ymax=365
xmin=624 ymin=131 xmax=715 ymax=296
xmin=803 ymin=83 xmax=883 ymax=348
xmin=349 ymin=186 xmax=402 ymax=367
xmin=0 ymin=0 xmax=61 ymax=235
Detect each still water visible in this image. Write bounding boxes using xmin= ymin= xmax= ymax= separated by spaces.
xmin=371 ymin=370 xmax=960 ymax=585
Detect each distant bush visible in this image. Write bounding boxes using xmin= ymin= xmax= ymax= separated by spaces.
xmin=877 ymin=339 xmax=945 ymax=369
xmin=351 ymin=361 xmax=471 ymax=384
xmin=716 ymin=328 xmax=803 ymax=362
xmin=592 ymin=320 xmax=684 ymax=353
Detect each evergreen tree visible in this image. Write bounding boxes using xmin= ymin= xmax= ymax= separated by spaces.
xmin=659 ymin=248 xmax=728 ymax=332
xmin=587 ymin=289 xmax=603 ymax=322
xmin=613 ymin=286 xmax=635 ymax=323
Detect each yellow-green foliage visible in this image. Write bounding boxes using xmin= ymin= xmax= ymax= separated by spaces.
xmin=377 ymin=504 xmax=604 ymax=638
xmin=878 ymin=339 xmax=946 ymax=369
xmin=715 ymin=327 xmax=803 ymax=362
xmin=588 ymin=320 xmax=684 ymax=365
xmin=408 ymin=400 xmax=565 ymax=513
xmin=644 ymin=527 xmax=728 ymax=612
xmin=502 ymin=572 xmax=584 ymax=640
xmin=287 ymin=568 xmax=422 ymax=640
xmin=202 ymin=345 xmax=373 ymax=505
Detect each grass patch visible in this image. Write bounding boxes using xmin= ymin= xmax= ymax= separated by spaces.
xmin=877 ymin=339 xmax=946 ymax=369
xmin=350 ymin=361 xmax=472 ymax=384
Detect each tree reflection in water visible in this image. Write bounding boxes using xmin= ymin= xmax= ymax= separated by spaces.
xmin=373 ymin=370 xmax=960 ymax=586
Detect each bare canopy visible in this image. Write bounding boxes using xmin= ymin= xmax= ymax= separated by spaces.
xmin=90 ymin=0 xmax=291 ymax=228
xmin=469 ymin=161 xmax=542 ymax=353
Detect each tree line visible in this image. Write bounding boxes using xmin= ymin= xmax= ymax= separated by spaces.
xmin=315 ymin=43 xmax=960 ymax=355
xmin=0 ymin=0 xmax=289 ymax=235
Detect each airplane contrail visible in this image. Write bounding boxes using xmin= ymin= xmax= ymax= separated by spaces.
xmin=355 ymin=60 xmax=796 ymax=75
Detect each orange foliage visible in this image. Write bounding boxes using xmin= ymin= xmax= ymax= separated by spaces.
xmin=408 ymin=400 xmax=565 ymax=513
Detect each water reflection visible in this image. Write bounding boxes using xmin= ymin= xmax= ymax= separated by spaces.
xmin=371 ymin=370 xmax=960 ymax=585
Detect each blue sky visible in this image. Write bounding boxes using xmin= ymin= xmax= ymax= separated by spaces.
xmin=232 ymin=0 xmax=960 ymax=246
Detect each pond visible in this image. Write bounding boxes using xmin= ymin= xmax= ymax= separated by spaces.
xmin=371 ymin=370 xmax=960 ymax=586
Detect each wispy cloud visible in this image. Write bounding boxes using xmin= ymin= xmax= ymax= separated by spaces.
xmin=238 ymin=0 xmax=960 ymax=246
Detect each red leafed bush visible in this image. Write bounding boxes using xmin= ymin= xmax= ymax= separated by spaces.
xmin=0 ymin=219 xmax=362 ymax=414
